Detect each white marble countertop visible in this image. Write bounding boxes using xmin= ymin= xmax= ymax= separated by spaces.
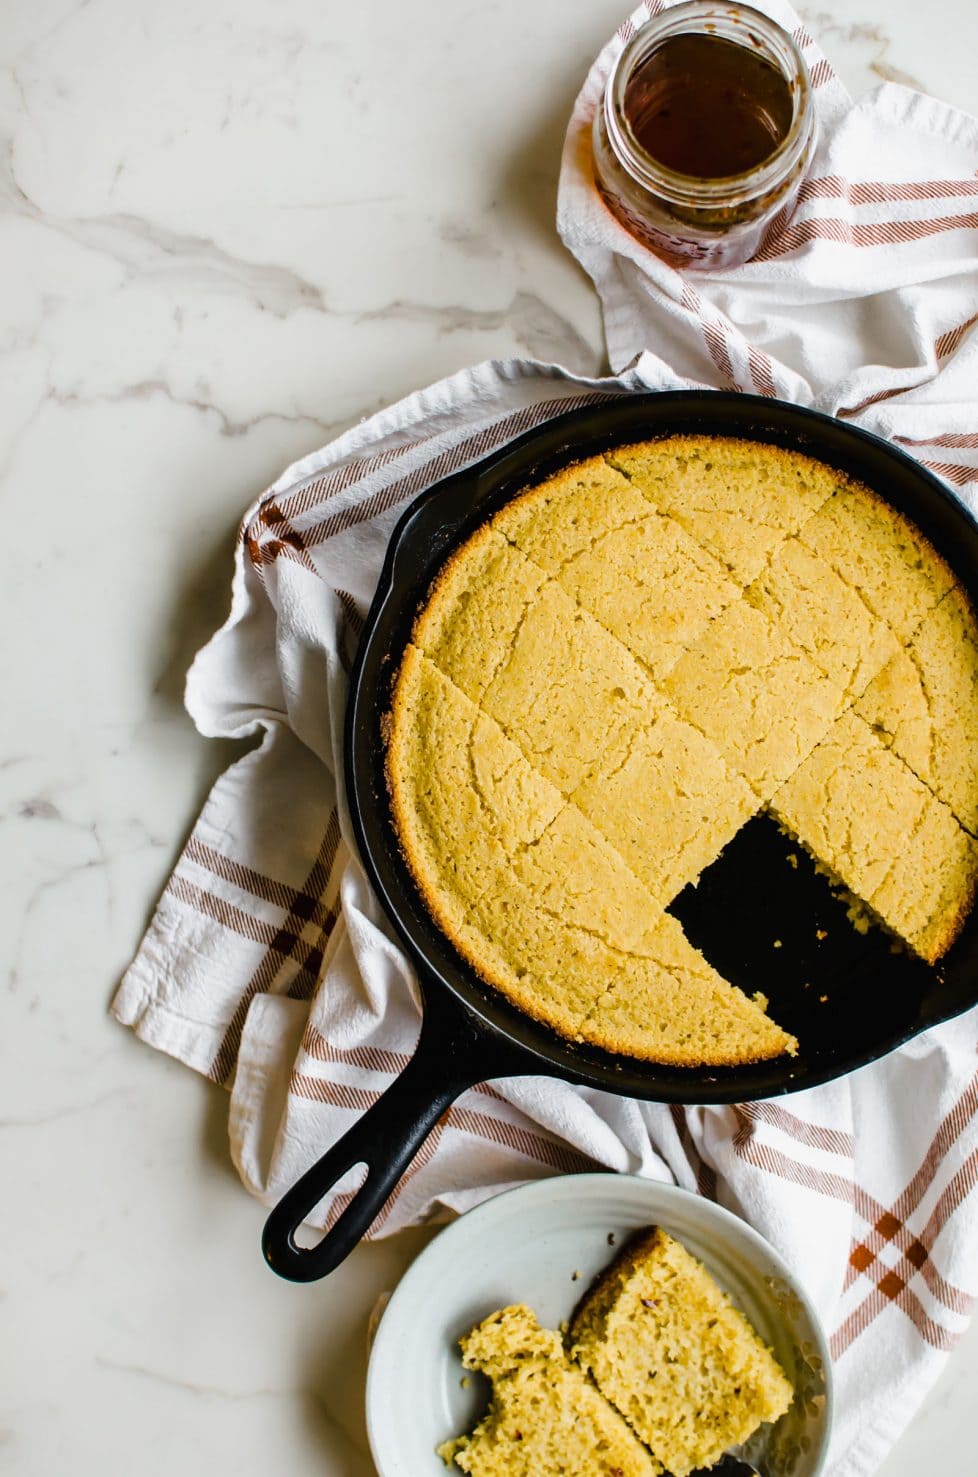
xmin=4 ymin=1 xmax=978 ymax=1472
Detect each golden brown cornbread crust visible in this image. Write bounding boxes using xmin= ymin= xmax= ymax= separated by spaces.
xmin=386 ymin=434 xmax=978 ymax=1063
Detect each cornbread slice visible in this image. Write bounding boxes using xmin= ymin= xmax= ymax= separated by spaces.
xmin=386 ymin=646 xmax=564 ymax=929
xmin=480 ymin=577 xmax=660 ymax=795
xmin=856 ymin=586 xmax=978 ymax=834
xmin=439 ymin=1306 xmax=660 ymax=1476
xmin=771 ymin=709 xmax=978 ymax=962
xmin=413 ymin=526 xmax=547 ymax=704
xmin=580 ymin=913 xmax=797 ymax=1065
xmin=388 ymin=649 xmax=642 ymax=1033
xmin=608 ymin=435 xmax=839 ymax=584
xmin=746 ymin=534 xmax=899 ymax=700
xmin=493 ymin=457 xmax=740 ymax=681
xmin=663 ymin=599 xmax=848 ymax=800
xmin=797 ymin=483 xmax=954 ymax=643
xmin=571 ymin=709 xmax=759 ymax=906
xmin=569 ymin=1228 xmax=794 ymax=1477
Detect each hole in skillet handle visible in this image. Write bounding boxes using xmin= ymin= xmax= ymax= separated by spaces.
xmin=260 ymin=979 xmax=530 ymax=1282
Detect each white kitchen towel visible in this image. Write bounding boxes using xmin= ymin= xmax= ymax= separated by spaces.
xmin=113 ymin=3 xmax=978 ymax=1474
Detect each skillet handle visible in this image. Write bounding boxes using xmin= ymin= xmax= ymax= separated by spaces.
xmin=261 ymin=988 xmax=518 ymax=1282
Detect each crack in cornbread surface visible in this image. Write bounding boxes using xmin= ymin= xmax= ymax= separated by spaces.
xmin=387 ymin=435 xmax=977 ymax=1062
xmin=438 ymin=1305 xmax=660 ymax=1477
xmin=569 ymin=1228 xmax=794 ymax=1477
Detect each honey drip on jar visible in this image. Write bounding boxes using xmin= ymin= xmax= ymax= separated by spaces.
xmin=623 ymin=33 xmax=794 ymax=179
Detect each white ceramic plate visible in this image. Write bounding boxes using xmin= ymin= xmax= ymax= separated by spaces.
xmin=366 ymin=1174 xmax=832 ymax=1477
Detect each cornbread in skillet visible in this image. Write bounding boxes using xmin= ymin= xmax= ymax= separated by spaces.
xmin=438 ymin=1305 xmax=660 ymax=1476
xmin=387 ymin=646 xmax=794 ymax=1063
xmin=569 ymin=1228 xmax=793 ymax=1477
xmin=387 ymin=434 xmax=976 ymax=1062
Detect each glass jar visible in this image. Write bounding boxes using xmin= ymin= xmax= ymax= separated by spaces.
xmin=592 ymin=1 xmax=816 ymax=270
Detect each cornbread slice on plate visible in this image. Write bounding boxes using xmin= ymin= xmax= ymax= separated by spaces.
xmin=493 ymin=457 xmax=740 ymax=682
xmin=569 ymin=1228 xmax=794 ymax=1477
xmin=607 ymin=435 xmax=840 ymax=584
xmin=413 ymin=527 xmax=547 ymax=705
xmin=439 ymin=1305 xmax=661 ymax=1477
xmin=796 ymin=482 xmax=954 ymax=643
xmin=856 ymin=585 xmax=978 ymax=835
xmin=770 ymin=709 xmax=978 ymax=963
xmin=571 ymin=707 xmax=758 ymax=907
xmin=663 ymin=599 xmax=848 ymax=801
xmin=746 ymin=534 xmax=899 ymax=701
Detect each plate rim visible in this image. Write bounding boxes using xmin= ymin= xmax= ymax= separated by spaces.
xmin=365 ymin=1171 xmax=835 ymax=1476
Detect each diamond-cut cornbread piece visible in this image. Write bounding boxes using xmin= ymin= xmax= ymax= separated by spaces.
xmin=481 ymin=577 xmax=658 ymax=794
xmin=856 ymin=587 xmax=978 ymax=835
xmin=747 ymin=534 xmax=899 ymax=699
xmin=797 ymin=483 xmax=954 ymax=643
xmin=663 ymin=599 xmax=848 ymax=799
xmin=493 ymin=456 xmax=740 ymax=681
xmin=386 ymin=646 xmax=563 ymax=931
xmin=771 ymin=710 xmax=978 ymax=963
xmin=608 ymin=435 xmax=839 ymax=584
xmin=572 ymin=708 xmax=758 ymax=905
xmin=388 ymin=650 xmax=638 ymax=1033
xmin=413 ymin=526 xmax=547 ymax=704
xmin=580 ymin=913 xmax=797 ymax=1065
xmin=438 ymin=1306 xmax=660 ymax=1477
xmin=569 ymin=1229 xmax=794 ymax=1477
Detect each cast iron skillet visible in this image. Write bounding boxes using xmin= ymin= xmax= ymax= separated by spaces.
xmin=263 ymin=391 xmax=978 ymax=1282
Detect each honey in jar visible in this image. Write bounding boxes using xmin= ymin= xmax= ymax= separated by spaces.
xmin=593 ymin=2 xmax=816 ymax=270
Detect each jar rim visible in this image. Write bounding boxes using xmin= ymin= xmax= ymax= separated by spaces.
xmin=604 ymin=0 xmax=814 ymax=207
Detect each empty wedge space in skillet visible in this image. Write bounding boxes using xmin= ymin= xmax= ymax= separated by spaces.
xmin=386 ymin=647 xmax=796 ymax=1065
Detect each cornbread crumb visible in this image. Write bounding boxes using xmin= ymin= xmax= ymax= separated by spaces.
xmin=569 ymin=1228 xmax=793 ymax=1477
